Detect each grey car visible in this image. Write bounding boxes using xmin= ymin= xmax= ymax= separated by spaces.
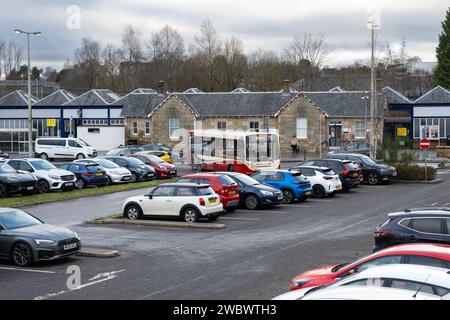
xmin=328 ymin=142 xmax=370 ymax=156
xmin=0 ymin=208 xmax=81 ymax=266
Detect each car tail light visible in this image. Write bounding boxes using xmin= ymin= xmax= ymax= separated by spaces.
xmin=84 ymin=172 xmax=93 ymax=177
xmin=323 ymin=176 xmax=333 ymax=180
xmin=343 ymin=166 xmax=350 ymax=176
xmin=374 ymin=230 xmax=391 ymax=238
xmin=199 ymin=198 xmax=206 ymax=206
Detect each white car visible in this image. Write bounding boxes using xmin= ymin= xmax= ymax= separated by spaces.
xmin=35 ymin=137 xmax=97 ymax=160
xmin=7 ymin=158 xmax=77 ymax=193
xmin=273 ymin=264 xmax=450 ymax=300
xmin=122 ymin=183 xmax=223 ymax=223
xmin=74 ymin=158 xmax=132 ymax=184
xmin=290 ymin=166 xmax=341 ymax=197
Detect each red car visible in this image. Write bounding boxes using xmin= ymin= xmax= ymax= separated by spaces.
xmin=129 ymin=154 xmax=177 ymax=178
xmin=290 ymin=243 xmax=450 ymax=291
xmin=176 ymin=173 xmax=240 ymax=212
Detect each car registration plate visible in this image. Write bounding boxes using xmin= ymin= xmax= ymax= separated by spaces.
xmin=353 ymin=173 xmax=358 ymax=177
xmin=26 ymin=186 xmax=33 ymax=190
xmin=123 ymin=176 xmax=131 ymax=181
xmin=335 ymin=185 xmax=342 ymax=190
xmin=278 ymin=195 xmax=284 ymax=200
xmin=208 ymin=198 xmax=217 ymax=204
xmin=392 ymin=172 xmax=397 ymax=176
xmin=63 ymin=243 xmax=77 ymax=251
xmin=95 ymin=172 xmax=103 ymax=176
xmin=65 ymin=182 xmax=74 ymax=187
xmin=305 ymin=191 xmax=312 ymax=196
xmin=229 ymin=190 xmax=236 ymax=195
xmin=170 ymin=170 xmax=176 ymax=174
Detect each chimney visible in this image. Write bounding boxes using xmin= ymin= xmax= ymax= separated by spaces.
xmin=283 ymin=79 xmax=290 ymax=93
xmin=158 ymin=80 xmax=166 ymax=93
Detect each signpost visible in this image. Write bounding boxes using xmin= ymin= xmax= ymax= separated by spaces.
xmin=420 ymin=138 xmax=430 ymax=181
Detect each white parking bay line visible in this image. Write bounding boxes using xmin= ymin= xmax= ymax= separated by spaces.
xmin=431 ymin=203 xmax=439 ymax=206
xmin=251 ymin=210 xmax=288 ymax=214
xmin=0 ymin=267 xmax=55 ymax=274
xmin=220 ymin=217 xmax=260 ymax=221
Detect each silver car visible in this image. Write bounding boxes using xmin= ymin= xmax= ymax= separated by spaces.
xmin=0 ymin=208 xmax=81 ymax=266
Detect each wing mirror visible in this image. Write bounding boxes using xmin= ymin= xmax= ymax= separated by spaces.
xmin=145 ymin=193 xmax=153 ymax=199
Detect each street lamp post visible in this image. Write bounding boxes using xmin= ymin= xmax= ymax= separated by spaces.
xmin=367 ymin=21 xmax=379 ymax=159
xmin=14 ymin=29 xmax=42 ymax=157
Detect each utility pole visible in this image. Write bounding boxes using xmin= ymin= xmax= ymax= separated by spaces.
xmin=368 ymin=21 xmax=379 ymax=159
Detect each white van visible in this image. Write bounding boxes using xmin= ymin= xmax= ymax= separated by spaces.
xmin=35 ymin=137 xmax=97 ymax=160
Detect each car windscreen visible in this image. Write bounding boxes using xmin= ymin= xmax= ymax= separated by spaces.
xmin=0 ymin=164 xmax=17 ymax=174
xmin=86 ymin=165 xmax=103 ymax=172
xmin=146 ymin=155 xmax=165 ymax=163
xmin=197 ymin=186 xmax=215 ymax=195
xmin=105 ymin=148 xmax=122 ymax=156
xmin=29 ymin=160 xmax=56 ymax=170
xmin=76 ymin=138 xmax=91 ymax=147
xmin=320 ymin=168 xmax=335 ymax=176
xmin=127 ymin=157 xmax=145 ymax=166
xmin=233 ymin=174 xmax=261 ymax=186
xmin=96 ymin=159 xmax=119 ymax=169
xmin=0 ymin=210 xmax=42 ymax=230
xmin=218 ymin=175 xmax=237 ymax=186
xmin=359 ymin=156 xmax=376 ymax=166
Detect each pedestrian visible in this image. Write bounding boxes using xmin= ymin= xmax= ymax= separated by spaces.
xmin=290 ymin=136 xmax=299 ymax=153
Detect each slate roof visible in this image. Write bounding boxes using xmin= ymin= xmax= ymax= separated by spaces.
xmin=303 ymin=91 xmax=384 ymax=117
xmin=414 ymin=86 xmax=450 ymax=104
xmin=0 ymin=90 xmax=37 ymax=106
xmin=329 ymin=86 xmax=345 ymax=92
xmin=173 ymin=91 xmax=299 ymax=117
xmin=112 ymin=90 xmax=168 ymax=117
xmin=63 ymin=89 xmax=121 ymax=106
xmin=33 ymin=89 xmax=77 ymax=106
xmin=382 ymin=86 xmax=412 ymax=104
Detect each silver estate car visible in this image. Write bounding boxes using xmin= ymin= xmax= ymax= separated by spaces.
xmin=0 ymin=208 xmax=81 ymax=266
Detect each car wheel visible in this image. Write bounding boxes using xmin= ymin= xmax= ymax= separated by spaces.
xmin=282 ymin=189 xmax=295 ymax=204
xmin=12 ymin=242 xmax=33 ymax=267
xmin=244 ymin=194 xmax=259 ymax=210
xmin=125 ymin=204 xmax=142 ymax=220
xmin=76 ymin=153 xmax=85 ymax=160
xmin=312 ymin=185 xmax=326 ymax=198
xmin=75 ymin=178 xmax=86 ymax=189
xmin=182 ymin=207 xmax=199 ymax=223
xmin=367 ymin=172 xmax=380 ymax=185
xmin=37 ymin=180 xmax=50 ymax=193
xmin=106 ymin=176 xmax=112 ymax=186
xmin=39 ymin=153 xmax=49 ymax=160
xmin=207 ymin=214 xmax=219 ymax=221
xmin=0 ymin=183 xmax=8 ymax=198
xmin=131 ymin=173 xmax=139 ymax=183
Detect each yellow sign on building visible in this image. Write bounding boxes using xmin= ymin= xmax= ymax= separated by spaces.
xmin=46 ymin=119 xmax=57 ymax=127
xmin=396 ymin=127 xmax=407 ymax=137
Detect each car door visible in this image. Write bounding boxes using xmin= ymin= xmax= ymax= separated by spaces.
xmin=407 ymin=217 xmax=448 ymax=244
xmin=0 ymin=223 xmax=10 ymax=258
xmin=68 ymin=139 xmax=83 ymax=158
xmin=142 ymin=185 xmax=175 ymax=216
xmin=173 ymin=186 xmax=198 ymax=215
xmin=18 ymin=161 xmax=34 ymax=173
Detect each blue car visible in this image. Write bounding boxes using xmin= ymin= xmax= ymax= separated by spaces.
xmin=215 ymin=172 xmax=284 ymax=210
xmin=251 ymin=170 xmax=312 ymax=204
xmin=58 ymin=162 xmax=109 ymax=189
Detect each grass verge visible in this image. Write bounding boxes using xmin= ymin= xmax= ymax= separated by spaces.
xmin=0 ymin=178 xmax=176 ymax=208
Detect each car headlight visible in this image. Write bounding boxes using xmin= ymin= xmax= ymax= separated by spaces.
xmin=35 ymin=239 xmax=55 ymax=246
xmin=291 ymin=278 xmax=311 ymax=288
xmin=48 ymin=175 xmax=60 ymax=180
xmin=260 ymin=190 xmax=274 ymax=196
xmin=73 ymin=232 xmax=80 ymax=240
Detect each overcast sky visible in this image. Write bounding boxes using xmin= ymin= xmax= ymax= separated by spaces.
xmin=0 ymin=0 xmax=448 ymax=71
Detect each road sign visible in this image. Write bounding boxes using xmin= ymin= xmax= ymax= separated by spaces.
xmin=420 ymin=138 xmax=430 ymax=150
xmin=46 ymin=119 xmax=56 ymax=127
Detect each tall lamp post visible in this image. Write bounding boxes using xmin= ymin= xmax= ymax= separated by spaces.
xmin=367 ymin=20 xmax=379 ymax=159
xmin=14 ymin=28 xmax=42 ymax=157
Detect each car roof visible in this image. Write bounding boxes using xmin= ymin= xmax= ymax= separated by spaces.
xmin=179 ymin=173 xmax=223 ymax=178
xmin=343 ymin=264 xmax=450 ymax=288
xmin=292 ymin=165 xmax=330 ymax=171
xmin=329 ymin=153 xmax=368 ymax=158
xmin=377 ymin=243 xmax=450 ymax=257
xmin=0 ymin=207 xmax=20 ymax=214
xmin=388 ymin=209 xmax=450 ymax=218
xmin=160 ymin=183 xmax=209 ymax=188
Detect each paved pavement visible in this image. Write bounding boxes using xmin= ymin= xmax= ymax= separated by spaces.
xmin=1 ymin=172 xmax=450 ymax=300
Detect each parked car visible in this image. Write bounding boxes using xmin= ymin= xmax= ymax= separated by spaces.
xmin=250 ymin=170 xmax=312 ymax=204
xmin=34 ymin=137 xmax=97 ymax=160
xmin=105 ymin=146 xmax=144 ymax=156
xmin=373 ymin=209 xmax=450 ymax=252
xmin=0 ymin=151 xmax=9 ymax=159
xmin=7 ymin=158 xmax=76 ymax=193
xmin=328 ymin=153 xmax=397 ymax=185
xmin=102 ymin=156 xmax=156 ymax=182
xmin=289 ymin=243 xmax=450 ymax=291
xmin=141 ymin=143 xmax=172 ymax=155
xmin=0 ymin=163 xmax=38 ymax=198
xmin=74 ymin=158 xmax=132 ymax=184
xmin=214 ymin=172 xmax=284 ymax=210
xmin=137 ymin=150 xmax=173 ymax=164
xmin=328 ymin=142 xmax=370 ymax=156
xmin=289 ymin=166 xmax=342 ymax=198
xmin=128 ymin=154 xmax=177 ymax=178
xmin=299 ymin=159 xmax=360 ymax=192
xmin=58 ymin=162 xmax=109 ymax=189
xmin=122 ymin=183 xmax=223 ymax=222
xmin=176 ymin=173 xmax=240 ymax=212
xmin=277 ymin=264 xmax=450 ymax=300
xmin=0 ymin=207 xmax=81 ymax=266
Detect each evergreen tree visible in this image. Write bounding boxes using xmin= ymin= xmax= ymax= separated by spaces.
xmin=435 ymin=7 xmax=450 ymax=88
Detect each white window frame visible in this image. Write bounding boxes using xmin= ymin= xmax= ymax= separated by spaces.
xmin=145 ymin=122 xmax=150 ymax=135
xmin=169 ymin=118 xmax=180 ymax=139
xmin=132 ymin=122 xmax=138 ymax=136
xmin=249 ymin=121 xmax=259 ymax=132
xmin=355 ymin=120 xmax=366 ymax=139
xmin=217 ymin=121 xmax=227 ymax=130
xmin=296 ymin=118 xmax=307 ymax=139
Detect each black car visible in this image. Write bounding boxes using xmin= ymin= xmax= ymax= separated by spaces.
xmin=0 ymin=163 xmax=38 ymax=198
xmin=0 ymin=151 xmax=9 ymax=159
xmin=0 ymin=208 xmax=80 ymax=266
xmin=373 ymin=209 xmax=450 ymax=252
xmin=142 ymin=143 xmax=172 ymax=156
xmin=300 ymin=159 xmax=360 ymax=191
xmin=103 ymin=156 xmax=156 ymax=182
xmin=328 ymin=153 xmax=397 ymax=185
xmin=214 ymin=172 xmax=284 ymax=210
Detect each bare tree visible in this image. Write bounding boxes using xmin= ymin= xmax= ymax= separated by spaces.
xmin=216 ymin=37 xmax=247 ymax=90
xmin=74 ymin=38 xmax=102 ymax=89
xmin=102 ymin=44 xmax=124 ymax=92
xmin=1 ymin=41 xmax=23 ymax=78
xmin=283 ymin=33 xmax=333 ymax=68
xmin=121 ymin=25 xmax=144 ymax=62
xmin=247 ymin=49 xmax=284 ymax=91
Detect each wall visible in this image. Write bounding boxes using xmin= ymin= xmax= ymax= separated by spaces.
xmin=77 ymin=126 xmax=124 ymax=151
xmin=124 ymin=117 xmax=152 ymax=145
xmin=198 ymin=117 xmax=278 ymax=131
